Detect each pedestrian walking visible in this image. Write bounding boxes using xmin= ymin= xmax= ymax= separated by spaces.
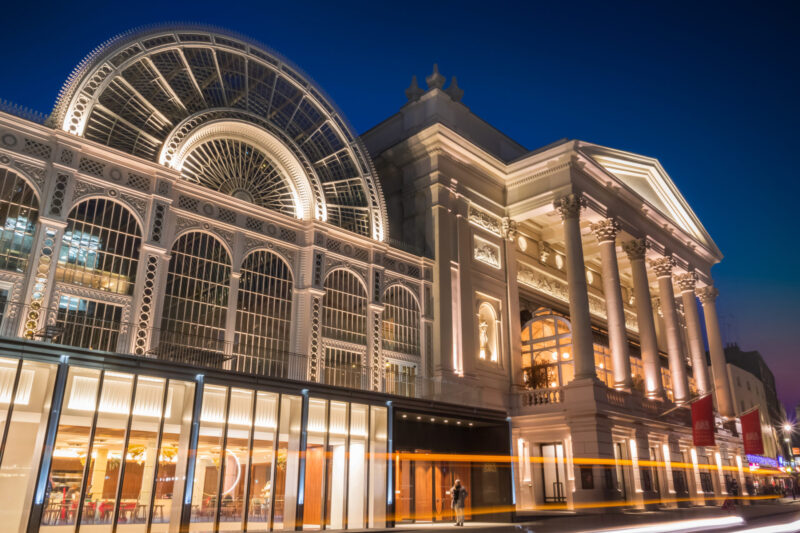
xmin=451 ymin=479 xmax=468 ymax=526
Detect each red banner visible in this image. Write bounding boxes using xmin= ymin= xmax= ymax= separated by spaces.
xmin=741 ymin=409 xmax=764 ymax=455
xmin=691 ymin=394 xmax=716 ymax=446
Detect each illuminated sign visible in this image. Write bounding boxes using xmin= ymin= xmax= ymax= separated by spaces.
xmin=792 ymin=447 xmax=800 ymax=455
xmin=746 ymin=454 xmax=778 ymax=468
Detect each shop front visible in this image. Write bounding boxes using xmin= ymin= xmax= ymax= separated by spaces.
xmin=0 ymin=339 xmax=510 ymax=533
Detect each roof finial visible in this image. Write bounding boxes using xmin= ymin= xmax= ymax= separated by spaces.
xmin=445 ymin=76 xmax=463 ymax=102
xmin=426 ymin=63 xmax=445 ymax=90
xmin=405 ymin=75 xmax=424 ymax=102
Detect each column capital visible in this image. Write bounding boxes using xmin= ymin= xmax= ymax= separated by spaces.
xmin=589 ymin=218 xmax=620 ymax=243
xmin=696 ymin=286 xmax=719 ymax=304
xmin=622 ymin=238 xmax=648 ymax=260
xmin=501 ymin=216 xmax=518 ymax=241
xmin=554 ymin=193 xmax=585 ymax=220
xmin=650 ymin=256 xmax=675 ymax=278
xmin=674 ymin=272 xmax=697 ymax=293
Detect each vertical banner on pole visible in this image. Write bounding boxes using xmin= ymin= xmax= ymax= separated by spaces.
xmin=691 ymin=394 xmax=716 ymax=447
xmin=740 ymin=409 xmax=764 ymax=455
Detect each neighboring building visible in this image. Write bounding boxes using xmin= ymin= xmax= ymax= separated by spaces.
xmin=722 ymin=354 xmax=781 ymax=459
xmin=721 ymin=344 xmax=790 ymax=459
xmin=0 ymin=25 xmax=751 ymax=533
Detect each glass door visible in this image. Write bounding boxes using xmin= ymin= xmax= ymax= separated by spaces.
xmin=541 ymin=443 xmax=566 ymax=503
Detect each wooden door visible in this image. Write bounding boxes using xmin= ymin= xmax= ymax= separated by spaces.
xmin=414 ymin=458 xmax=432 ymax=521
xmin=303 ymin=445 xmax=324 ymax=528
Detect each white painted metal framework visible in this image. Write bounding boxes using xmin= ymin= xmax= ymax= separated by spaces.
xmin=322 ymin=270 xmax=367 ymax=346
xmin=56 ymin=199 xmax=142 ymax=296
xmin=381 ymin=285 xmax=420 ymax=355
xmin=160 ymin=231 xmax=231 ymax=353
xmin=51 ymin=26 xmax=387 ymax=240
xmin=0 ymin=169 xmax=38 ymax=274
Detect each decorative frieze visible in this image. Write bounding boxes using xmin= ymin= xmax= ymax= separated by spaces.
xmin=72 ymin=179 xmax=104 ymax=201
xmin=517 ymin=262 xmax=639 ymax=333
xmin=468 ymin=205 xmax=501 ymax=235
xmin=13 ymin=161 xmax=47 ymax=191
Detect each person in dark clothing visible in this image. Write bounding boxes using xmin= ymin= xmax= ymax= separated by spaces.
xmin=450 ymin=479 xmax=468 ymax=526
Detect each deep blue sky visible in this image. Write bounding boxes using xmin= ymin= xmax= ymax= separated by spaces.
xmin=1 ymin=1 xmax=797 ymax=413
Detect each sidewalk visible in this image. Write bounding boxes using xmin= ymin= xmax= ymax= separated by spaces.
xmin=353 ymin=499 xmax=800 ymax=532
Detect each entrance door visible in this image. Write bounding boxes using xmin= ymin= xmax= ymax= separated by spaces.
xmin=541 ymin=444 xmax=566 ymax=503
xmin=413 ymin=454 xmax=433 ymax=521
xmin=614 ymin=442 xmax=628 ymax=501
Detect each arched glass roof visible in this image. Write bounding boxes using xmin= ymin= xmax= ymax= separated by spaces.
xmin=52 ymin=25 xmax=386 ymax=240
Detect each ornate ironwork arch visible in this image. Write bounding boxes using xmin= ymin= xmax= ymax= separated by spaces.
xmin=52 ymin=24 xmax=387 ymax=240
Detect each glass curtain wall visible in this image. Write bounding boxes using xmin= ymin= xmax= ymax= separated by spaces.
xmin=0 ymin=357 xmax=58 ymax=533
xmin=1 ymin=357 xmax=387 ymax=533
xmin=38 ymin=368 xmax=195 ymax=533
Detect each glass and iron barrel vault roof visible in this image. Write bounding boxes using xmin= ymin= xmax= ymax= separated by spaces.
xmin=50 ymin=24 xmax=387 ymax=240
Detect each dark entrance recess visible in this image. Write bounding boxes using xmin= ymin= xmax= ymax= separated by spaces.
xmin=393 ymin=409 xmax=512 ymax=524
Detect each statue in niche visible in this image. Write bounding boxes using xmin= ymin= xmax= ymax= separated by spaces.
xmin=479 ymin=320 xmax=489 ymax=359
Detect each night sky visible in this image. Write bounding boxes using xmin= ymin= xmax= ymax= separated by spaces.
xmin=1 ymin=1 xmax=797 ymax=414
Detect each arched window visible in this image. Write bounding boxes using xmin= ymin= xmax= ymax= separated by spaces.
xmin=382 ymin=285 xmax=420 ymax=355
xmin=56 ymin=199 xmax=142 ymax=295
xmin=235 ymin=250 xmax=293 ymax=374
xmin=478 ymin=302 xmax=499 ymax=363
xmin=322 ymin=270 xmax=367 ymax=388
xmin=159 ymin=232 xmax=231 ymax=360
xmin=0 ymin=168 xmax=39 ymax=273
xmin=520 ymin=309 xmax=573 ymax=389
xmin=322 ymin=270 xmax=367 ymax=345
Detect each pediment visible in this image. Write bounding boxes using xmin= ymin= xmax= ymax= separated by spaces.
xmin=579 ymin=144 xmax=719 ymax=255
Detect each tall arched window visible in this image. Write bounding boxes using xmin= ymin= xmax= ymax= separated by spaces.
xmin=520 ymin=309 xmax=573 ymax=389
xmin=159 ymin=232 xmax=231 ymax=361
xmin=478 ymin=302 xmax=499 ymax=363
xmin=322 ymin=270 xmax=367 ymax=387
xmin=382 ymin=285 xmax=420 ymax=355
xmin=56 ymin=198 xmax=142 ymax=295
xmin=0 ymin=168 xmax=39 ymax=273
xmin=235 ymin=250 xmax=293 ymax=374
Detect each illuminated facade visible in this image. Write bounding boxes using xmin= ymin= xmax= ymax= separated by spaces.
xmin=0 ymin=24 xmax=754 ymax=533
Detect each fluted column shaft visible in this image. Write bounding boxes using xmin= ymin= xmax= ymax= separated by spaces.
xmin=675 ymin=273 xmax=711 ymax=395
xmin=590 ymin=219 xmax=632 ymax=389
xmin=623 ymin=239 xmax=663 ymax=399
xmin=697 ymin=286 xmax=735 ymax=418
xmin=555 ymin=194 xmax=595 ymax=380
xmin=651 ymin=258 xmax=690 ymax=404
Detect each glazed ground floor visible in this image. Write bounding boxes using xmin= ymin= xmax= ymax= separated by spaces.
xmin=0 ymin=339 xmax=512 ymax=533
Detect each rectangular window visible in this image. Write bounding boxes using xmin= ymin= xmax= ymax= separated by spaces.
xmin=246 ymin=391 xmax=278 ymax=533
xmin=323 ymin=348 xmax=365 ymax=390
xmin=384 ymin=362 xmax=416 ymax=397
xmin=56 ymin=295 xmax=123 ymax=352
xmin=189 ymin=384 xmax=228 ymax=531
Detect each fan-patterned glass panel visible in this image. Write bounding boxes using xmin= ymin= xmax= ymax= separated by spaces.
xmin=0 ymin=169 xmax=38 ymax=273
xmin=181 ymin=138 xmax=297 ymax=216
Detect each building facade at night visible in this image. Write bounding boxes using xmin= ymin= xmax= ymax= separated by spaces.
xmin=0 ymin=24 xmax=756 ymax=533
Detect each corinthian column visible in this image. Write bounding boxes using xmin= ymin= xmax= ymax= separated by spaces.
xmin=622 ymin=239 xmax=663 ymax=399
xmin=674 ymin=273 xmax=711 ymax=395
xmin=590 ymin=218 xmax=632 ymax=390
xmin=650 ymin=257 xmax=690 ymax=404
xmin=697 ymin=286 xmax=735 ymax=418
xmin=555 ymin=194 xmax=595 ymax=380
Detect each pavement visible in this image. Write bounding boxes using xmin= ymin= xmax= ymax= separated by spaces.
xmin=350 ymin=498 xmax=800 ymax=532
